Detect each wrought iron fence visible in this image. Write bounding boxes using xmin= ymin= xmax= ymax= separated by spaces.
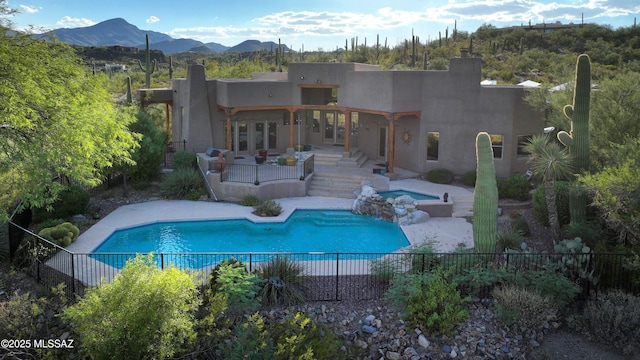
xmin=9 ymin=223 xmax=640 ymax=302
xmin=221 ymin=155 xmax=314 ymax=184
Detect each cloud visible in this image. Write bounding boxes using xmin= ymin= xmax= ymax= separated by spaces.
xmin=146 ymin=16 xmax=160 ymax=24
xmin=19 ymin=5 xmax=40 ymax=14
xmin=56 ymin=16 xmax=95 ymax=28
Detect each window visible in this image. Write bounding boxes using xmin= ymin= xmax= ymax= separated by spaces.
xmin=427 ymin=132 xmax=439 ymax=161
xmin=517 ymin=135 xmax=533 ymax=157
xmin=283 ymin=112 xmax=290 ymax=125
xmin=490 ymin=134 xmax=503 ymax=159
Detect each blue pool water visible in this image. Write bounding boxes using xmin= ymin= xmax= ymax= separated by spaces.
xmin=91 ymin=210 xmax=409 ymax=269
xmin=378 ymin=190 xmax=439 ymax=201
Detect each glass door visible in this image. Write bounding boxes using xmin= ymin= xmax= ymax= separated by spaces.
xmin=324 ymin=112 xmax=334 ymax=142
xmin=267 ymin=122 xmax=277 ymax=150
xmin=254 ymin=122 xmax=264 ymax=151
xmin=236 ymin=122 xmax=248 ymax=154
xmin=323 ymin=111 xmax=345 ymax=144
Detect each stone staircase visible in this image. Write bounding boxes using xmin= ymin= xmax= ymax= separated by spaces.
xmin=451 ymin=193 xmax=474 ymax=217
xmin=308 ymin=171 xmax=389 ymax=199
xmin=312 ymin=148 xmax=368 ymax=168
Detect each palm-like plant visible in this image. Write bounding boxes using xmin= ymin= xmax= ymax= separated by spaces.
xmin=524 ymin=135 xmax=573 ymax=240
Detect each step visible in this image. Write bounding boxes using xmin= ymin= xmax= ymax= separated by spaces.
xmin=337 ymin=150 xmax=369 ymax=168
xmin=451 ymin=194 xmax=474 ymax=217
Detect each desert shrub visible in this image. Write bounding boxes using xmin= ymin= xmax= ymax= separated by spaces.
xmin=453 ymin=264 xmax=513 ymax=297
xmin=34 ymin=185 xmax=89 ymax=221
xmin=497 ymin=174 xmax=531 ymax=201
xmin=0 ymin=221 xmax=9 ymax=261
xmin=511 ymin=268 xmax=581 ymax=310
xmin=257 ymin=255 xmax=307 ymax=306
xmin=253 ymin=199 xmax=283 ymax=217
xmin=426 ymin=168 xmax=454 ymax=184
xmin=63 ymin=254 xmax=201 ymax=360
xmin=565 ymin=220 xmax=608 ymax=246
xmin=493 ymin=285 xmax=556 ymax=334
xmin=36 ymin=218 xmax=65 ymax=232
xmin=577 ymin=290 xmax=640 ymax=354
xmin=385 ymin=268 xmax=469 ymax=336
xmin=37 ymin=222 xmax=79 ymax=246
xmin=497 ymin=227 xmax=524 ymax=251
xmin=208 ymin=259 xmax=260 ymax=314
xmin=128 ymin=110 xmax=166 ymax=183
xmin=0 ymin=291 xmax=44 ymax=339
xmin=223 ymin=313 xmax=273 ymax=359
xmin=271 ymin=312 xmax=344 ymax=360
xmin=173 ymin=150 xmax=197 ymax=170
xmin=532 ymin=181 xmax=570 ymax=227
xmin=241 ymin=194 xmax=263 ymax=207
xmin=462 ymin=170 xmax=477 ymax=186
xmin=160 ymin=168 xmax=206 ymax=200
xmin=510 ymin=214 xmax=531 ymax=236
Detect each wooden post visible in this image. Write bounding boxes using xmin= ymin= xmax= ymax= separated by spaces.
xmin=344 ymin=111 xmax=351 ymax=153
xmin=387 ymin=113 xmax=395 ymax=173
xmin=289 ymin=110 xmax=295 ymax=148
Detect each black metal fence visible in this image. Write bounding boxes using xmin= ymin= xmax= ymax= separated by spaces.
xmin=9 ymin=223 xmax=640 ymax=301
xmin=221 ymin=155 xmax=314 ymax=184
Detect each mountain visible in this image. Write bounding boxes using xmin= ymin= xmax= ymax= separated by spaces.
xmin=227 ymin=40 xmax=290 ymax=53
xmin=40 ymin=18 xmax=282 ymax=54
xmin=44 ymin=18 xmax=172 ymax=47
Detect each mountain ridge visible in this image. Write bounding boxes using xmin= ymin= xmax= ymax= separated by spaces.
xmin=39 ymin=17 xmax=290 ymax=54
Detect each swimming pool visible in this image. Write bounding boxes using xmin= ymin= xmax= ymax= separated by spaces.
xmin=90 ymin=210 xmax=409 ymax=269
xmin=378 ymin=190 xmax=439 ymax=201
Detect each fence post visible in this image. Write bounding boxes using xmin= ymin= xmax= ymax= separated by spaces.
xmin=335 ymin=253 xmax=340 ymax=301
xmin=71 ymin=253 xmax=76 ymax=296
xmin=161 ymin=253 xmax=164 ymax=269
xmin=254 ymin=166 xmax=260 ymax=186
xmin=249 ymin=253 xmax=252 ymax=273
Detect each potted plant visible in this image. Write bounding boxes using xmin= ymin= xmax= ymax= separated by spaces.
xmin=277 ymin=157 xmax=286 ymax=165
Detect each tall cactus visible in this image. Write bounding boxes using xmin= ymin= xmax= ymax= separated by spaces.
xmin=138 ymin=34 xmax=156 ymax=88
xmin=473 ymin=132 xmax=499 ymax=254
xmin=125 ymin=76 xmax=132 ymax=104
xmin=557 ymin=54 xmax=591 ymax=224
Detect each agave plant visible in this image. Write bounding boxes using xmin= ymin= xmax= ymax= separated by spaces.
xmin=257 ymin=255 xmax=307 ymax=306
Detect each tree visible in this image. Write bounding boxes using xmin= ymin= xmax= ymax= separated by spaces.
xmin=0 ymin=5 xmax=138 ymax=219
xmin=580 ymin=138 xmax=640 ymax=245
xmin=525 ymin=135 xmax=573 ymax=240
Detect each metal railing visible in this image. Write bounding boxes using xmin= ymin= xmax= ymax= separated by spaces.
xmin=9 ymin=223 xmax=640 ymax=301
xmin=221 ymin=154 xmax=314 ymax=184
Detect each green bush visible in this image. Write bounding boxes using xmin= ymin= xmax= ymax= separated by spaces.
xmin=426 ymin=168 xmax=454 ymax=184
xmin=532 ymin=181 xmax=570 ymax=227
xmin=257 ymin=255 xmax=307 ymax=306
xmin=453 ymin=264 xmax=513 ymax=297
xmin=128 ymin=110 xmax=166 ymax=183
xmin=241 ymin=195 xmax=263 ymax=207
xmin=223 ymin=313 xmax=273 ymax=359
xmin=34 ymin=185 xmax=90 ymax=221
xmin=160 ymin=168 xmax=206 ymax=200
xmin=253 ymin=199 xmax=283 ymax=217
xmin=385 ymin=268 xmax=469 ymax=336
xmin=496 ymin=227 xmax=524 ymax=251
xmin=511 ymin=269 xmax=581 ymax=310
xmin=565 ymin=220 xmax=608 ymax=246
xmin=0 ymin=221 xmax=9 ymax=262
xmin=208 ymin=259 xmax=260 ymax=314
xmin=497 ymin=174 xmax=531 ymax=201
xmin=462 ymin=171 xmax=477 ymax=186
xmin=578 ymin=290 xmax=640 ymax=354
xmin=63 ymin=254 xmax=201 ymax=360
xmin=271 ymin=312 xmax=344 ymax=360
xmin=173 ymin=150 xmax=197 ymax=170
xmin=510 ymin=214 xmax=531 ymax=237
xmin=37 ymin=222 xmax=79 ymax=246
xmin=493 ymin=285 xmax=556 ymax=334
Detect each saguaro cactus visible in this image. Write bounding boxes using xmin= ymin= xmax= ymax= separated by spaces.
xmin=125 ymin=76 xmax=132 ymax=104
xmin=473 ymin=132 xmax=499 ymax=254
xmin=138 ymin=34 xmax=156 ymax=88
xmin=557 ymin=54 xmax=591 ymax=223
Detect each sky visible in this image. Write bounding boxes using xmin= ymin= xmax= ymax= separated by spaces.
xmin=7 ymin=0 xmax=640 ymax=50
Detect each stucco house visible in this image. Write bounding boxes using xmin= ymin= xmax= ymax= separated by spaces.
xmin=142 ymin=56 xmax=543 ymax=180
